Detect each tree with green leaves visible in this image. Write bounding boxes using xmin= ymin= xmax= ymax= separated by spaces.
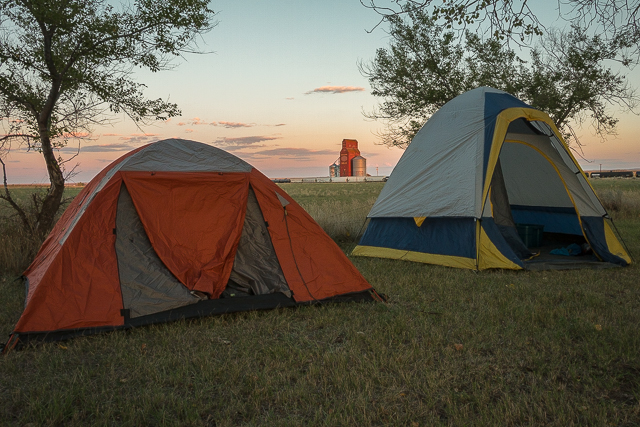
xmin=0 ymin=0 xmax=216 ymax=238
xmin=362 ymin=0 xmax=639 ymax=55
xmin=522 ymin=26 xmax=637 ymax=144
xmin=360 ymin=8 xmax=637 ymax=148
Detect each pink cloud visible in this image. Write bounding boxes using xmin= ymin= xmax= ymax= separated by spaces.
xmin=305 ymin=86 xmax=365 ymax=95
xmin=215 ymin=135 xmax=281 ymax=146
xmin=211 ymin=121 xmax=255 ymax=128
xmin=230 ymin=147 xmax=335 ymax=161
xmin=60 ymin=143 xmax=133 ymax=153
xmin=190 ymin=118 xmax=208 ymax=125
xmin=177 ymin=122 xmax=186 ymax=126
xmin=185 ymin=129 xmax=194 ymax=133
xmin=102 ymin=133 xmax=121 ymax=137
xmin=117 ymin=134 xmax=161 ymax=144
xmin=61 ymin=132 xmax=91 ymax=138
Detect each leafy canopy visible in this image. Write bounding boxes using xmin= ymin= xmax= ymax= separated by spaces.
xmin=0 ymin=0 xmax=215 ymax=237
xmin=0 ymin=0 xmax=214 ymax=146
xmin=360 ymin=7 xmax=638 ymax=148
xmin=362 ymin=0 xmax=640 ymax=55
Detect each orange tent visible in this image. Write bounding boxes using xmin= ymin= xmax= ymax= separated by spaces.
xmin=5 ymin=139 xmax=378 ymax=348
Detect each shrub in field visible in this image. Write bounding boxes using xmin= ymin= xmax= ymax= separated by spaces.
xmin=0 ymin=215 xmax=41 ymax=276
xmin=0 ymin=186 xmax=82 ymax=275
xmin=0 ymin=189 xmax=48 ymax=275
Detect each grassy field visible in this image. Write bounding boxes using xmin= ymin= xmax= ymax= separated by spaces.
xmin=0 ymin=180 xmax=639 ymax=426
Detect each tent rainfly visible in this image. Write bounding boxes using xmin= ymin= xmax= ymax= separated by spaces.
xmin=354 ymin=87 xmax=631 ymax=270
xmin=4 ymin=139 xmax=379 ymax=350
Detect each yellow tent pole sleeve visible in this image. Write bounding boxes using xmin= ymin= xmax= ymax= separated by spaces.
xmin=475 ymin=219 xmax=481 ymax=271
xmin=603 ymin=220 xmax=632 ymax=264
xmin=477 ymin=226 xmax=523 ymax=270
xmin=352 ymin=245 xmax=476 ymax=270
xmin=481 ymin=108 xmax=556 ymax=214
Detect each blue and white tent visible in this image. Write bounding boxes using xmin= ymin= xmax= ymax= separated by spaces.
xmin=354 ymin=87 xmax=630 ymax=270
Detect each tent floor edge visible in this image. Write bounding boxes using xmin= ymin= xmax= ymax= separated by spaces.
xmin=8 ymin=326 xmax=125 ymax=348
xmin=523 ymin=259 xmax=621 ymax=271
xmin=9 ymin=290 xmax=381 ymax=348
xmin=296 ymin=288 xmax=383 ymax=305
xmin=127 ymin=292 xmax=298 ymax=327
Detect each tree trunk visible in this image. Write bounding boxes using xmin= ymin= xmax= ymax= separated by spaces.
xmin=35 ymin=130 xmax=65 ymax=238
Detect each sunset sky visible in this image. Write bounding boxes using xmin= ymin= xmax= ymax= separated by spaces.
xmin=4 ymin=0 xmax=640 ymax=184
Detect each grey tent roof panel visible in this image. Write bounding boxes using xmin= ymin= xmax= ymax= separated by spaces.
xmin=120 ymin=139 xmax=253 ymax=173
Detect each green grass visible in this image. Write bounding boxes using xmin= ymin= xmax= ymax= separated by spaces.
xmin=1 ymin=180 xmax=639 ymax=426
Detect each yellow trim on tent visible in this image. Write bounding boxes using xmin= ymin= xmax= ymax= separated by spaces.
xmin=477 ymin=226 xmax=523 ymax=270
xmin=352 ymin=245 xmax=476 ymax=270
xmin=414 ymin=217 xmax=426 ymax=227
xmin=483 ymin=107 xmax=604 ymax=225
xmin=481 ymin=108 xmax=556 ymax=214
xmin=511 ymin=112 xmax=605 ymax=210
xmin=603 ymin=220 xmax=632 ymax=264
xmin=488 ymin=188 xmax=493 ymax=217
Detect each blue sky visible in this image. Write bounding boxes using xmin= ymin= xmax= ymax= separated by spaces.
xmin=4 ymin=0 xmax=640 ymax=183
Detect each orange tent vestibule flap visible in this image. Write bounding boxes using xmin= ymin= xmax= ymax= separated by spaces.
xmin=122 ymin=171 xmax=250 ymax=299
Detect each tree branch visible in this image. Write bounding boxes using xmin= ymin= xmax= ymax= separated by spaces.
xmin=0 ymin=155 xmax=33 ymax=232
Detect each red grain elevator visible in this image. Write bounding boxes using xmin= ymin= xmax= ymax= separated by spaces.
xmin=339 ymin=139 xmax=360 ymax=177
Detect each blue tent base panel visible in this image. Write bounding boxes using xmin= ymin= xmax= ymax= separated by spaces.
xmin=359 ymin=217 xmax=476 ymax=259
xmin=357 ymin=217 xmax=628 ymax=270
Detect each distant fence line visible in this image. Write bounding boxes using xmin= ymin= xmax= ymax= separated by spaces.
xmin=273 ymin=172 xmax=640 ymax=183
xmin=586 ymin=171 xmax=639 ymax=178
xmin=272 ymin=176 xmax=388 ymax=184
